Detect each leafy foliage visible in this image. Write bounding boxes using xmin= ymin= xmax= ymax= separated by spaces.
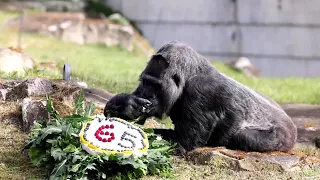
xmin=26 ymin=92 xmax=175 ymax=180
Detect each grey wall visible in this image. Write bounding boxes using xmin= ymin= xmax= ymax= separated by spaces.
xmin=105 ymin=0 xmax=320 ymax=77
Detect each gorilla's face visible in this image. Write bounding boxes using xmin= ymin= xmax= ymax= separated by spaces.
xmin=134 ymin=54 xmax=184 ymax=118
xmin=104 ymin=54 xmax=185 ymax=121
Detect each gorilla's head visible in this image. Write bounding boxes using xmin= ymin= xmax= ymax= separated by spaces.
xmin=133 ymin=54 xmax=184 ymax=118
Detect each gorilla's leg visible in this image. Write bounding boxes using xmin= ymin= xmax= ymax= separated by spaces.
xmin=227 ymin=124 xmax=295 ymax=152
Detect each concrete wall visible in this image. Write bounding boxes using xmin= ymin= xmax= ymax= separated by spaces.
xmin=105 ymin=0 xmax=320 ymax=77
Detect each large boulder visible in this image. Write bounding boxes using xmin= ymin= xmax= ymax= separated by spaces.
xmin=57 ymin=20 xmax=134 ymax=51
xmin=5 ymin=78 xmax=54 ymax=101
xmin=21 ymin=98 xmax=49 ymax=132
xmin=0 ymin=48 xmax=35 ymax=74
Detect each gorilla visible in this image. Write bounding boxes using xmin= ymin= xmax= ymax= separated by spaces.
xmin=104 ymin=41 xmax=297 ymax=154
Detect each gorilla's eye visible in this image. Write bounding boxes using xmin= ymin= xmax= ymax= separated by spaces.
xmin=172 ymin=74 xmax=180 ymax=87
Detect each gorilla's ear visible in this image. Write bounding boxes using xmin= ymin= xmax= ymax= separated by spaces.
xmin=144 ymin=54 xmax=169 ymax=78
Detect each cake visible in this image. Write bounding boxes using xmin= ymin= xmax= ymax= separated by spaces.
xmin=79 ymin=115 xmax=149 ymax=158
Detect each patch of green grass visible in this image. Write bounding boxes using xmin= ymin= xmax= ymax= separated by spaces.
xmin=214 ymin=62 xmax=320 ymax=104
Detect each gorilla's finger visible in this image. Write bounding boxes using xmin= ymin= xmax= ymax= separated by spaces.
xmin=135 ymin=97 xmax=152 ymax=107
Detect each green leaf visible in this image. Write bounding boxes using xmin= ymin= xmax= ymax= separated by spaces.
xmin=120 ymin=158 xmax=147 ymax=172
xmin=50 ymin=159 xmax=68 ymax=179
xmin=64 ymin=114 xmax=91 ymax=123
xmin=84 ymin=101 xmax=95 ymax=117
xmin=151 ymin=139 xmax=170 ymax=147
xmin=38 ymin=126 xmax=63 ymax=142
xmin=72 ymin=154 xmax=84 ymax=163
xmin=28 ymin=147 xmax=47 ymax=165
xmin=63 ymin=144 xmax=77 ymax=153
xmin=46 ymin=139 xmax=58 ymax=145
xmin=142 ymin=128 xmax=154 ymax=134
xmin=62 ymin=123 xmax=72 ymax=137
xmin=51 ymin=148 xmax=66 ymax=161
xmin=84 ymin=163 xmax=96 ymax=171
xmin=73 ymin=90 xmax=85 ymax=115
xmin=46 ymin=95 xmax=60 ymax=120
xmin=70 ymin=163 xmax=81 ymax=172
xmin=134 ymin=168 xmax=147 ymax=178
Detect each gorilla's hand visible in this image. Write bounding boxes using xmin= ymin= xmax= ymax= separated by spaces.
xmin=104 ymin=93 xmax=152 ymax=120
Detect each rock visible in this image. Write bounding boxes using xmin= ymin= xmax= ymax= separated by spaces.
xmin=0 ymin=48 xmax=35 ymax=74
xmin=22 ymin=98 xmax=49 ymax=132
xmin=6 ymin=12 xmax=85 ymax=33
xmin=187 ymin=147 xmax=239 ymax=169
xmin=229 ymin=57 xmax=261 ymax=78
xmin=6 ymin=12 xmax=135 ymax=51
xmin=59 ymin=21 xmax=85 ymax=44
xmin=186 ymin=147 xmax=315 ymax=172
xmin=74 ymin=80 xmax=88 ymax=88
xmin=6 ymin=78 xmax=54 ymax=101
xmin=50 ymin=80 xmax=82 ymax=109
xmin=240 ymin=153 xmax=300 ymax=171
xmin=105 ymin=24 xmax=134 ymax=51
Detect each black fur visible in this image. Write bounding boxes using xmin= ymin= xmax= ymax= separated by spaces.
xmin=104 ymin=41 xmax=297 ymax=154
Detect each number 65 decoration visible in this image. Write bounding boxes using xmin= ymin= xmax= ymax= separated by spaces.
xmin=80 ymin=115 xmax=149 ymax=157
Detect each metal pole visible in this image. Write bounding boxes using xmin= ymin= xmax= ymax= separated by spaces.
xmin=63 ymin=64 xmax=71 ymax=82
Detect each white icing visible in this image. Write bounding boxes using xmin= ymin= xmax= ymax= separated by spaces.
xmin=80 ymin=115 xmax=148 ymax=158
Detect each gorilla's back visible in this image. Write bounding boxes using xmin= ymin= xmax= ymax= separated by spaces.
xmin=219 ymin=72 xmax=291 ymax=127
